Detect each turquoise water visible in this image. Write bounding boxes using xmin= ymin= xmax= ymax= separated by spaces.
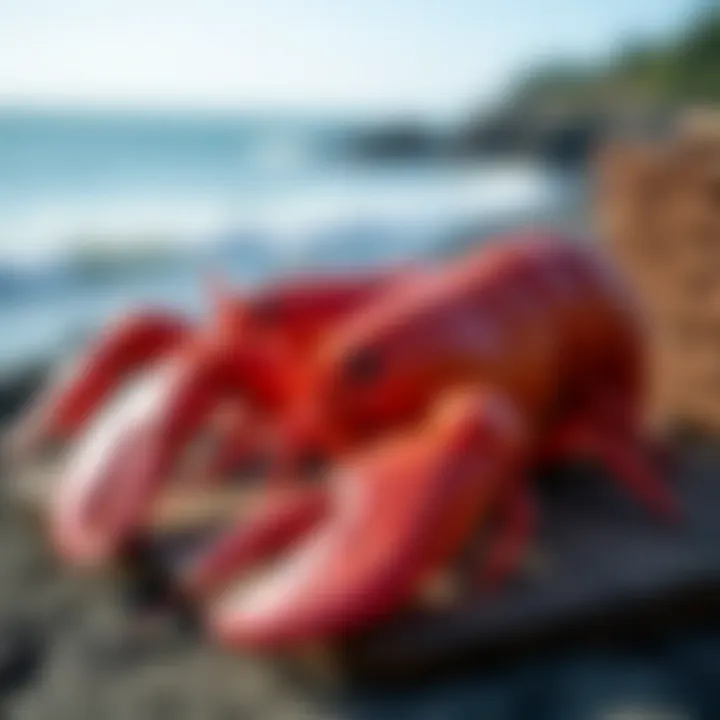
xmin=0 ymin=109 xmax=576 ymax=370
xmin=0 ymin=108 xmax=354 ymax=259
xmin=0 ymin=109 xmax=349 ymax=200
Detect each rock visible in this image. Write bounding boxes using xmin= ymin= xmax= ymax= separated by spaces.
xmin=0 ymin=622 xmax=44 ymax=696
xmin=342 ymin=123 xmax=446 ymax=162
xmin=455 ymin=110 xmax=608 ymax=167
xmin=0 ymin=363 xmax=48 ymax=425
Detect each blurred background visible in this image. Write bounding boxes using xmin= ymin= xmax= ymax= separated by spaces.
xmin=1 ymin=0 xmax=717 ymax=375
xmin=1 ymin=2 xmax=720 ymax=718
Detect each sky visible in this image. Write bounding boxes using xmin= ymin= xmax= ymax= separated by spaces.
xmin=0 ymin=0 xmax=706 ymax=119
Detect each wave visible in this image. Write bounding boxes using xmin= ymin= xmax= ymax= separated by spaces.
xmin=0 ymin=160 xmax=574 ymax=264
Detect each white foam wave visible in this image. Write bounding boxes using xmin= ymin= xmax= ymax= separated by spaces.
xmin=0 ymin=161 xmax=571 ymax=263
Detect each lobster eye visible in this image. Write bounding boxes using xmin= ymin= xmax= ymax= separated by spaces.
xmin=344 ymin=347 xmax=382 ymax=384
xmin=251 ymin=299 xmax=281 ymax=326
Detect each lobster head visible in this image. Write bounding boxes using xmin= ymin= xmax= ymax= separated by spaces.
xmin=295 ymin=260 xmax=502 ymax=448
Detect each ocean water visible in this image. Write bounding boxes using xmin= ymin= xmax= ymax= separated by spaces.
xmin=0 ymin=109 xmax=579 ymax=372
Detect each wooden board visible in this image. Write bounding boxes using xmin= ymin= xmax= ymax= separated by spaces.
xmin=8 ymin=438 xmax=720 ymax=687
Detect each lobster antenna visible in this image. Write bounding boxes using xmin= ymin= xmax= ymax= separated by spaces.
xmin=204 ymin=269 xmax=236 ymax=315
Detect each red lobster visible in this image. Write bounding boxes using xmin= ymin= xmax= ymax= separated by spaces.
xmin=38 ymin=231 xmax=676 ymax=650
xmin=191 ymin=232 xmax=678 ymax=649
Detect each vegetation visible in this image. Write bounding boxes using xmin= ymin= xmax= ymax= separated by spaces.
xmin=456 ymin=7 xmax=719 ymax=163
xmin=505 ymin=7 xmax=720 ymax=116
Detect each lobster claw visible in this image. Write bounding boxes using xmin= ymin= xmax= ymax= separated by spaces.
xmin=206 ymin=389 xmax=526 ymax=650
xmin=48 ymin=269 xmax=408 ymax=567
xmin=51 ymin=360 xmax=185 ymax=565
xmin=182 ymin=485 xmax=329 ymax=599
xmin=7 ymin=311 xmax=189 ymax=461
xmin=50 ymin=333 xmax=288 ymax=566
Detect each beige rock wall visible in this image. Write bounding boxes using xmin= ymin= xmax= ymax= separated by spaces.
xmin=594 ymin=111 xmax=720 ymax=433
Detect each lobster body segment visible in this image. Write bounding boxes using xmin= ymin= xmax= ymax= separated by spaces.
xmin=293 ymin=237 xmax=645 ymax=453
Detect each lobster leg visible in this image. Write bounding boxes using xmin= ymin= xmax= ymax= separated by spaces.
xmin=206 ymin=388 xmax=528 ymax=650
xmin=542 ymin=400 xmax=679 ymax=522
xmin=7 ymin=311 xmax=189 ymax=459
xmin=474 ymin=486 xmax=536 ymax=592
xmin=582 ymin=430 xmax=678 ymax=521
